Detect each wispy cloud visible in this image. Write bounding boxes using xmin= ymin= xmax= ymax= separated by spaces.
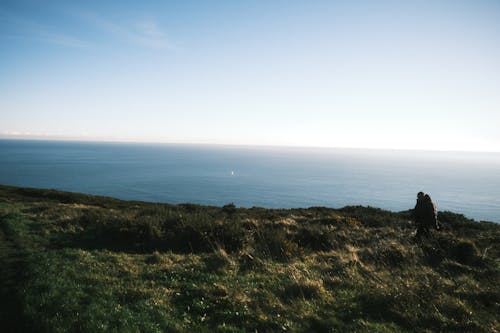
xmin=0 ymin=9 xmax=92 ymax=48
xmin=80 ymin=11 xmax=178 ymax=50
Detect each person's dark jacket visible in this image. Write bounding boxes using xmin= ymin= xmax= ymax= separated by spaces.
xmin=414 ymin=195 xmax=438 ymax=230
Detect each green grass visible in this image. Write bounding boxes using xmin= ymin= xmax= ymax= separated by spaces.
xmin=0 ymin=184 xmax=499 ymax=332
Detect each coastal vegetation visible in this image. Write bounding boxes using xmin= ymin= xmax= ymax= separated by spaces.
xmin=0 ymin=185 xmax=498 ymax=332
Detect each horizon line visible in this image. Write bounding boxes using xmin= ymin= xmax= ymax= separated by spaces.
xmin=1 ymin=134 xmax=499 ymax=154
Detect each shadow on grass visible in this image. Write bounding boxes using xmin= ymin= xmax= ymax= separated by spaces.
xmin=0 ymin=213 xmax=38 ymax=333
xmin=49 ymin=209 xmax=248 ymax=255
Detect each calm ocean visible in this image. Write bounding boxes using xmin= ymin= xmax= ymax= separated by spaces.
xmin=0 ymin=139 xmax=499 ymax=222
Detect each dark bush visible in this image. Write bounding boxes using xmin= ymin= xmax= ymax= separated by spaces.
xmin=254 ymin=227 xmax=301 ymax=261
xmin=222 ymin=203 xmax=237 ymax=215
xmin=102 ymin=219 xmax=163 ymax=244
xmin=164 ymin=222 xmax=211 ymax=253
xmin=420 ymin=234 xmax=453 ymax=266
xmin=438 ymin=211 xmax=472 ymax=225
xmin=209 ymin=221 xmax=247 ymax=252
xmin=163 ymin=215 xmax=247 ymax=253
xmin=420 ymin=234 xmax=480 ymax=267
xmin=339 ymin=206 xmax=404 ymax=228
xmin=71 ymin=209 xmax=103 ymax=228
xmin=451 ymin=240 xmax=479 ymax=265
xmin=294 ymin=225 xmax=338 ymax=251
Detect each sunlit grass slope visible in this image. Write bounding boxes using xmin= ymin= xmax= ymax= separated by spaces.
xmin=0 ymin=185 xmax=498 ymax=332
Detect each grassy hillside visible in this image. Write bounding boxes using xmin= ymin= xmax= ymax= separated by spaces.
xmin=0 ymin=185 xmax=498 ymax=332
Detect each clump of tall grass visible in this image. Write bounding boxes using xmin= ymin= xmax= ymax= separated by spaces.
xmin=2 ymin=185 xmax=499 ymax=333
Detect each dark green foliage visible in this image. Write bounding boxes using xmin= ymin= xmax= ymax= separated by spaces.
xmin=0 ymin=185 xmax=499 ymax=333
xmin=164 ymin=215 xmax=247 ymax=253
xmin=253 ymin=226 xmax=301 ymax=260
xmin=222 ymin=203 xmax=237 ymax=215
xmin=438 ymin=211 xmax=473 ymax=225
xmin=0 ymin=212 xmax=35 ymax=332
xmin=340 ymin=205 xmax=407 ymax=228
xmin=10 ymin=185 xmax=129 ymax=208
xmin=294 ymin=224 xmax=339 ymax=251
xmin=420 ymin=233 xmax=482 ymax=267
xmin=451 ymin=239 xmax=479 ymax=265
xmin=60 ymin=207 xmax=247 ymax=254
xmin=70 ymin=208 xmax=102 ymax=227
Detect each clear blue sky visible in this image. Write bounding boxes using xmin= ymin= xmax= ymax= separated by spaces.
xmin=1 ymin=0 xmax=499 ymax=151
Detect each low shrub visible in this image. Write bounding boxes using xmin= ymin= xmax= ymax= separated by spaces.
xmin=209 ymin=220 xmax=247 ymax=252
xmin=420 ymin=234 xmax=480 ymax=267
xmin=339 ymin=206 xmax=404 ymax=228
xmin=254 ymin=227 xmax=301 ymax=261
xmin=71 ymin=209 xmax=103 ymax=228
xmin=451 ymin=239 xmax=479 ymax=265
xmin=222 ymin=203 xmax=237 ymax=215
xmin=294 ymin=225 xmax=338 ymax=251
xmin=163 ymin=215 xmax=247 ymax=253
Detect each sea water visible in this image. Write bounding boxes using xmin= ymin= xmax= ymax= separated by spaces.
xmin=0 ymin=139 xmax=499 ymax=222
